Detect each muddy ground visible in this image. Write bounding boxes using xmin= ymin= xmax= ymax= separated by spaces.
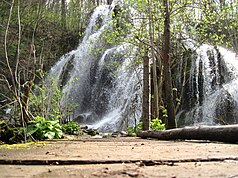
xmin=0 ymin=137 xmax=238 ymax=177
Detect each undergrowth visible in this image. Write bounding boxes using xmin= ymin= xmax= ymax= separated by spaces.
xmin=127 ymin=118 xmax=165 ymax=136
xmin=0 ymin=118 xmax=80 ymax=144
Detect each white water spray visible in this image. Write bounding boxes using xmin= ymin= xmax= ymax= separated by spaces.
xmin=179 ymin=44 xmax=238 ymax=125
xmin=49 ymin=3 xmax=142 ymax=132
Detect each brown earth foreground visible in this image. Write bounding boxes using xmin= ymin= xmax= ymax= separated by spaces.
xmin=0 ymin=137 xmax=238 ymax=178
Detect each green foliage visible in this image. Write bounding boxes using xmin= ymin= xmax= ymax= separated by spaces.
xmin=136 ymin=121 xmax=143 ymax=131
xmin=127 ymin=126 xmax=135 ymax=135
xmin=27 ymin=116 xmax=63 ymax=140
xmin=127 ymin=121 xmax=142 ymax=135
xmin=61 ymin=122 xmax=80 ymax=135
xmin=29 ymin=77 xmax=75 ymax=122
xmin=150 ymin=118 xmax=165 ymax=131
xmin=127 ymin=122 xmax=142 ymax=136
xmin=127 ymin=119 xmax=165 ymax=135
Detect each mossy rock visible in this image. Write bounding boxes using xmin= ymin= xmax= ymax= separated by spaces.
xmin=83 ymin=128 xmax=98 ymax=136
xmin=0 ymin=121 xmax=23 ymax=144
xmin=59 ymin=54 xmax=75 ymax=88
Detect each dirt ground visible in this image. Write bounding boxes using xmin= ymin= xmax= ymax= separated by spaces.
xmin=0 ymin=137 xmax=238 ymax=178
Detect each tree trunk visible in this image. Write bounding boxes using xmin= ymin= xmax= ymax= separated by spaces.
xmin=61 ymin=0 xmax=67 ymax=30
xmin=21 ymin=80 xmax=33 ymax=123
xmin=161 ymin=0 xmax=176 ymax=129
xmin=137 ymin=125 xmax=238 ymax=143
xmin=148 ymin=0 xmax=159 ymax=119
xmin=142 ymin=48 xmax=150 ymax=130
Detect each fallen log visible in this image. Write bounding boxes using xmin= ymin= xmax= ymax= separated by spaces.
xmin=137 ymin=125 xmax=238 ymax=143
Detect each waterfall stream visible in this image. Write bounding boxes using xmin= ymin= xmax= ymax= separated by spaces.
xmin=178 ymin=44 xmax=238 ymax=126
xmin=49 ymin=1 xmax=238 ymax=131
xmin=49 ymin=3 xmax=142 ymax=132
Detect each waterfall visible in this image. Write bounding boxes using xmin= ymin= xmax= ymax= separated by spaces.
xmin=49 ymin=1 xmax=238 ymax=131
xmin=49 ymin=3 xmax=142 ymax=132
xmin=178 ymin=44 xmax=238 ymax=126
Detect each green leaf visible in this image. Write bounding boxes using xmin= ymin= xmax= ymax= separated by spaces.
xmin=44 ymin=132 xmax=55 ymax=139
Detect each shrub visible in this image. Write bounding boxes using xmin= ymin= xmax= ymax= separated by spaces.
xmin=127 ymin=126 xmax=135 ymax=135
xmin=61 ymin=121 xmax=80 ymax=135
xmin=127 ymin=121 xmax=142 ymax=135
xmin=127 ymin=119 xmax=165 ymax=135
xmin=150 ymin=118 xmax=165 ymax=130
xmin=27 ymin=116 xmax=63 ymax=140
xmin=29 ymin=79 xmax=63 ymax=121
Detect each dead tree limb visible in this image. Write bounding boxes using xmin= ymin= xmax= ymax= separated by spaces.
xmin=137 ymin=125 xmax=238 ymax=143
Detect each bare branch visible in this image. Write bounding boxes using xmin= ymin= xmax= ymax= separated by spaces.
xmin=4 ymin=0 xmax=16 ymax=94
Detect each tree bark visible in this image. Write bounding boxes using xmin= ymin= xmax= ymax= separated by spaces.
xmin=161 ymin=0 xmax=176 ymax=129
xmin=142 ymin=48 xmax=150 ymax=130
xmin=148 ymin=0 xmax=159 ymax=119
xmin=61 ymin=0 xmax=67 ymax=30
xmin=137 ymin=125 xmax=238 ymax=143
xmin=21 ymin=80 xmax=33 ymax=123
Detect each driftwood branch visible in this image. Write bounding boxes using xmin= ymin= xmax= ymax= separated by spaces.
xmin=137 ymin=125 xmax=238 ymax=143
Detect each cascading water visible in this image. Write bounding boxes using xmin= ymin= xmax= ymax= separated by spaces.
xmin=49 ymin=2 xmax=142 ymax=132
xmin=178 ymin=44 xmax=238 ymax=126
xmin=50 ymin=1 xmax=238 ymax=131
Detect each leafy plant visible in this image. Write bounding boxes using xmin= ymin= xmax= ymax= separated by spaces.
xmin=150 ymin=118 xmax=165 ymax=131
xmin=61 ymin=122 xmax=80 ymax=135
xmin=127 ymin=119 xmax=165 ymax=135
xmin=127 ymin=126 xmax=135 ymax=135
xmin=136 ymin=121 xmax=142 ymax=131
xmin=27 ymin=116 xmax=63 ymax=140
xmin=29 ymin=78 xmax=63 ymax=121
xmin=127 ymin=121 xmax=142 ymax=135
xmin=30 ymin=77 xmax=78 ymax=124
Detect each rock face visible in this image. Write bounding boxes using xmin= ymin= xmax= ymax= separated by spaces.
xmin=59 ymin=54 xmax=74 ymax=88
xmin=176 ymin=45 xmax=238 ymax=126
xmin=214 ymin=90 xmax=237 ymax=124
xmin=107 ymin=0 xmax=113 ymax=5
xmin=74 ymin=112 xmax=98 ymax=124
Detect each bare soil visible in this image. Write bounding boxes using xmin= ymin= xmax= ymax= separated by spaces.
xmin=0 ymin=137 xmax=238 ymax=177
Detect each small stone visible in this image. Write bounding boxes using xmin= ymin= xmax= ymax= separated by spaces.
xmin=120 ymin=131 xmax=128 ymax=136
xmin=80 ymin=126 xmax=88 ymax=130
xmin=86 ymin=129 xmax=98 ymax=136
xmin=125 ymin=170 xmax=139 ymax=177
xmin=112 ymin=131 xmax=121 ymax=137
xmin=92 ymin=135 xmax=103 ymax=139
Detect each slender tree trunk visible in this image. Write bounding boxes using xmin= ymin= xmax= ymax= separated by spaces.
xmin=21 ymin=81 xmax=33 ymax=123
xmin=162 ymin=0 xmax=176 ymax=129
xmin=148 ymin=0 xmax=159 ymax=119
xmin=142 ymin=48 xmax=150 ymax=130
xmin=61 ymin=0 xmax=67 ymax=30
